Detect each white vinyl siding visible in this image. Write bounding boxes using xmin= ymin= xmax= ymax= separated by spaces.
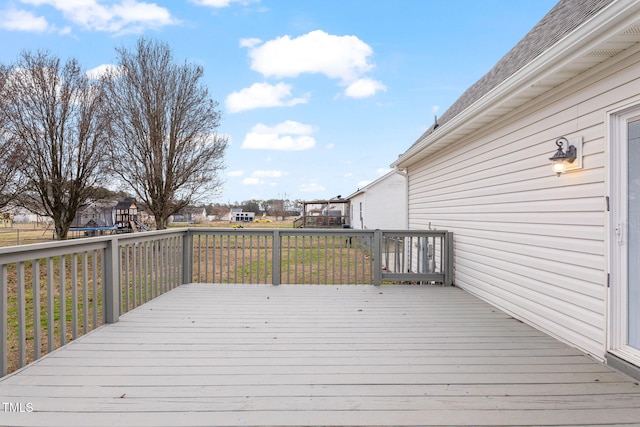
xmin=349 ymin=172 xmax=407 ymax=230
xmin=406 ymin=46 xmax=640 ymax=360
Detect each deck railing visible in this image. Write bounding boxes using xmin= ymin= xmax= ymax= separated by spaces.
xmin=1 ymin=227 xmax=452 ymax=376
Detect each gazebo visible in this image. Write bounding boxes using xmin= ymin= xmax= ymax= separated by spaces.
xmin=293 ymin=196 xmax=350 ymax=228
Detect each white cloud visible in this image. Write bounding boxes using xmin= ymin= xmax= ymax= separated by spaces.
xmin=18 ymin=0 xmax=178 ymax=34
xmin=242 ymin=177 xmax=262 ymax=185
xmin=0 ymin=8 xmax=49 ymax=32
xmin=251 ymin=170 xmax=286 ymax=178
xmin=225 ymin=82 xmax=308 ymax=113
xmin=239 ymin=37 xmax=261 ymax=48
xmin=241 ymin=120 xmax=316 ymax=151
xmin=357 ymin=180 xmax=372 ymax=188
xmin=227 ymin=170 xmax=244 ymax=177
xmin=245 ymin=30 xmax=374 ymax=83
xmin=377 ymin=168 xmax=392 ymax=175
xmin=190 ymin=0 xmax=254 ymax=8
xmin=325 ymin=143 xmax=335 ymax=150
xmin=344 ymin=78 xmax=386 ymax=98
xmin=85 ymin=64 xmax=121 ymax=79
xmin=299 ymin=182 xmax=325 ymax=193
xmin=240 ymin=169 xmax=286 ymax=187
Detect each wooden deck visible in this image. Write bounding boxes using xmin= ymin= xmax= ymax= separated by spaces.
xmin=1 ymin=284 xmax=640 ymax=426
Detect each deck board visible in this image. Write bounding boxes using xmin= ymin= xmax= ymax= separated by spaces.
xmin=1 ymin=283 xmax=640 ymax=426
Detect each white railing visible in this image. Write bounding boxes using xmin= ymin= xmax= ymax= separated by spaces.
xmin=1 ymin=228 xmax=452 ymax=376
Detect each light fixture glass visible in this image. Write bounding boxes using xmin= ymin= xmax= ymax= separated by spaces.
xmin=549 ymin=137 xmax=577 ymax=176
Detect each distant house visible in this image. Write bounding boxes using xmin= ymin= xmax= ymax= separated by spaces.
xmin=347 ymin=171 xmax=407 ymax=230
xmin=227 ymin=208 xmax=255 ymax=223
xmin=8 ymin=207 xmax=48 ymax=224
xmin=392 ymin=0 xmax=640 ymax=378
xmin=171 ymin=207 xmax=208 ymax=224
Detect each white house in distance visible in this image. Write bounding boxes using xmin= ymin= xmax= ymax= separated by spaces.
xmin=347 ymin=171 xmax=407 ymax=230
xmin=392 ymin=0 xmax=640 ymax=379
xmin=226 ymin=208 xmax=255 ymax=223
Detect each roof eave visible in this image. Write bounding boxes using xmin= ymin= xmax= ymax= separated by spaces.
xmin=392 ymin=0 xmax=640 ymax=169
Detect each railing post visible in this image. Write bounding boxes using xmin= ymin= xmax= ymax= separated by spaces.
xmin=373 ymin=229 xmax=382 ymax=285
xmin=0 ymin=264 xmax=7 ymax=376
xmin=104 ymin=236 xmax=120 ymax=324
xmin=445 ymin=231 xmax=454 ymax=286
xmin=182 ymin=229 xmax=193 ymax=284
xmin=272 ymin=230 xmax=281 ymax=285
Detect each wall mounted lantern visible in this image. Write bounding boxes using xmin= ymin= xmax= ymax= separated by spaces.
xmin=549 ymin=136 xmax=582 ymax=176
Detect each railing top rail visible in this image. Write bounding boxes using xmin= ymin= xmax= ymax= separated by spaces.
xmin=0 ymin=228 xmax=189 ymax=263
xmin=381 ymin=229 xmax=449 ymax=237
xmin=186 ymin=228 xmax=450 ymax=236
xmin=117 ymin=228 xmax=188 ymax=244
xmin=0 ymin=236 xmax=110 ymax=264
xmin=188 ymin=228 xmax=278 ymax=237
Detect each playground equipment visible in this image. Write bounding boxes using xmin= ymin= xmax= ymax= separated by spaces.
xmin=113 ymin=197 xmax=148 ymax=233
xmin=1 ymin=211 xmax=13 ymax=228
xmin=68 ymin=198 xmax=151 ymax=237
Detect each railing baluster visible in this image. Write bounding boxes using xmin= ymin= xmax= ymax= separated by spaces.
xmin=92 ymin=250 xmax=98 ymax=326
xmin=212 ymin=234 xmax=217 ymax=284
xmin=32 ymin=260 xmax=41 ymax=360
xmin=273 ymin=230 xmax=280 ymax=286
xmin=46 ymin=257 xmax=54 ymax=352
xmin=249 ymin=235 xmax=253 ymax=284
xmin=339 ymin=234 xmax=343 ymax=285
xmin=124 ymin=244 xmax=130 ymax=312
xmin=136 ymin=242 xmax=142 ymax=297
xmin=204 ymin=235 xmax=209 ymax=283
xmin=331 ymin=235 xmax=335 ymax=285
xmin=196 ymin=234 xmax=201 ymax=283
xmin=228 ymin=234 xmax=233 ymax=284
xmin=294 ymin=235 xmax=298 ymax=284
xmin=316 ymin=235 xmax=320 ymax=285
xmin=234 ymin=234 xmax=238 ymax=284
xmin=323 ymin=235 xmax=327 ymax=285
xmin=82 ymin=252 xmax=88 ymax=335
xmin=132 ymin=244 xmax=137 ymax=308
xmin=17 ymin=262 xmax=26 ymax=368
xmin=1 ymin=264 xmax=7 ymax=376
xmin=161 ymin=239 xmax=166 ymax=293
xmin=71 ymin=254 xmax=78 ymax=340
xmin=263 ymin=235 xmax=267 ymax=284
xmin=241 ymin=234 xmax=245 ymax=284
xmin=59 ymin=255 xmax=66 ymax=346
xmin=166 ymin=238 xmax=172 ymax=288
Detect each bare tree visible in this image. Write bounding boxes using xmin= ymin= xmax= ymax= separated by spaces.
xmin=101 ymin=38 xmax=228 ymax=230
xmin=0 ymin=51 xmax=108 ymax=239
xmin=0 ymin=65 xmax=23 ymax=211
xmin=0 ymin=137 xmax=22 ymax=212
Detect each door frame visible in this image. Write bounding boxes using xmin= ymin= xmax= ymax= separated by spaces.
xmin=608 ymin=102 xmax=640 ymax=366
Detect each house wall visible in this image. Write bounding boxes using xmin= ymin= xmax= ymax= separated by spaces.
xmin=350 ymin=194 xmax=365 ymax=229
xmin=350 ymin=173 xmax=407 ymax=230
xmin=406 ymin=45 xmax=640 ymax=360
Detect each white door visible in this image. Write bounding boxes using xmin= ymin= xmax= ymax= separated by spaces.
xmin=610 ymin=107 xmax=640 ymax=365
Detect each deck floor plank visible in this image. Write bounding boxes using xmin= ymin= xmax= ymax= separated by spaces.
xmin=1 ymin=283 xmax=640 ymax=426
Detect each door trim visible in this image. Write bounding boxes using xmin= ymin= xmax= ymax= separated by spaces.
xmin=608 ymin=103 xmax=640 ymax=367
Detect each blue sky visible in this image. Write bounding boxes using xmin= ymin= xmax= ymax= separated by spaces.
xmin=0 ymin=0 xmax=558 ymax=205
